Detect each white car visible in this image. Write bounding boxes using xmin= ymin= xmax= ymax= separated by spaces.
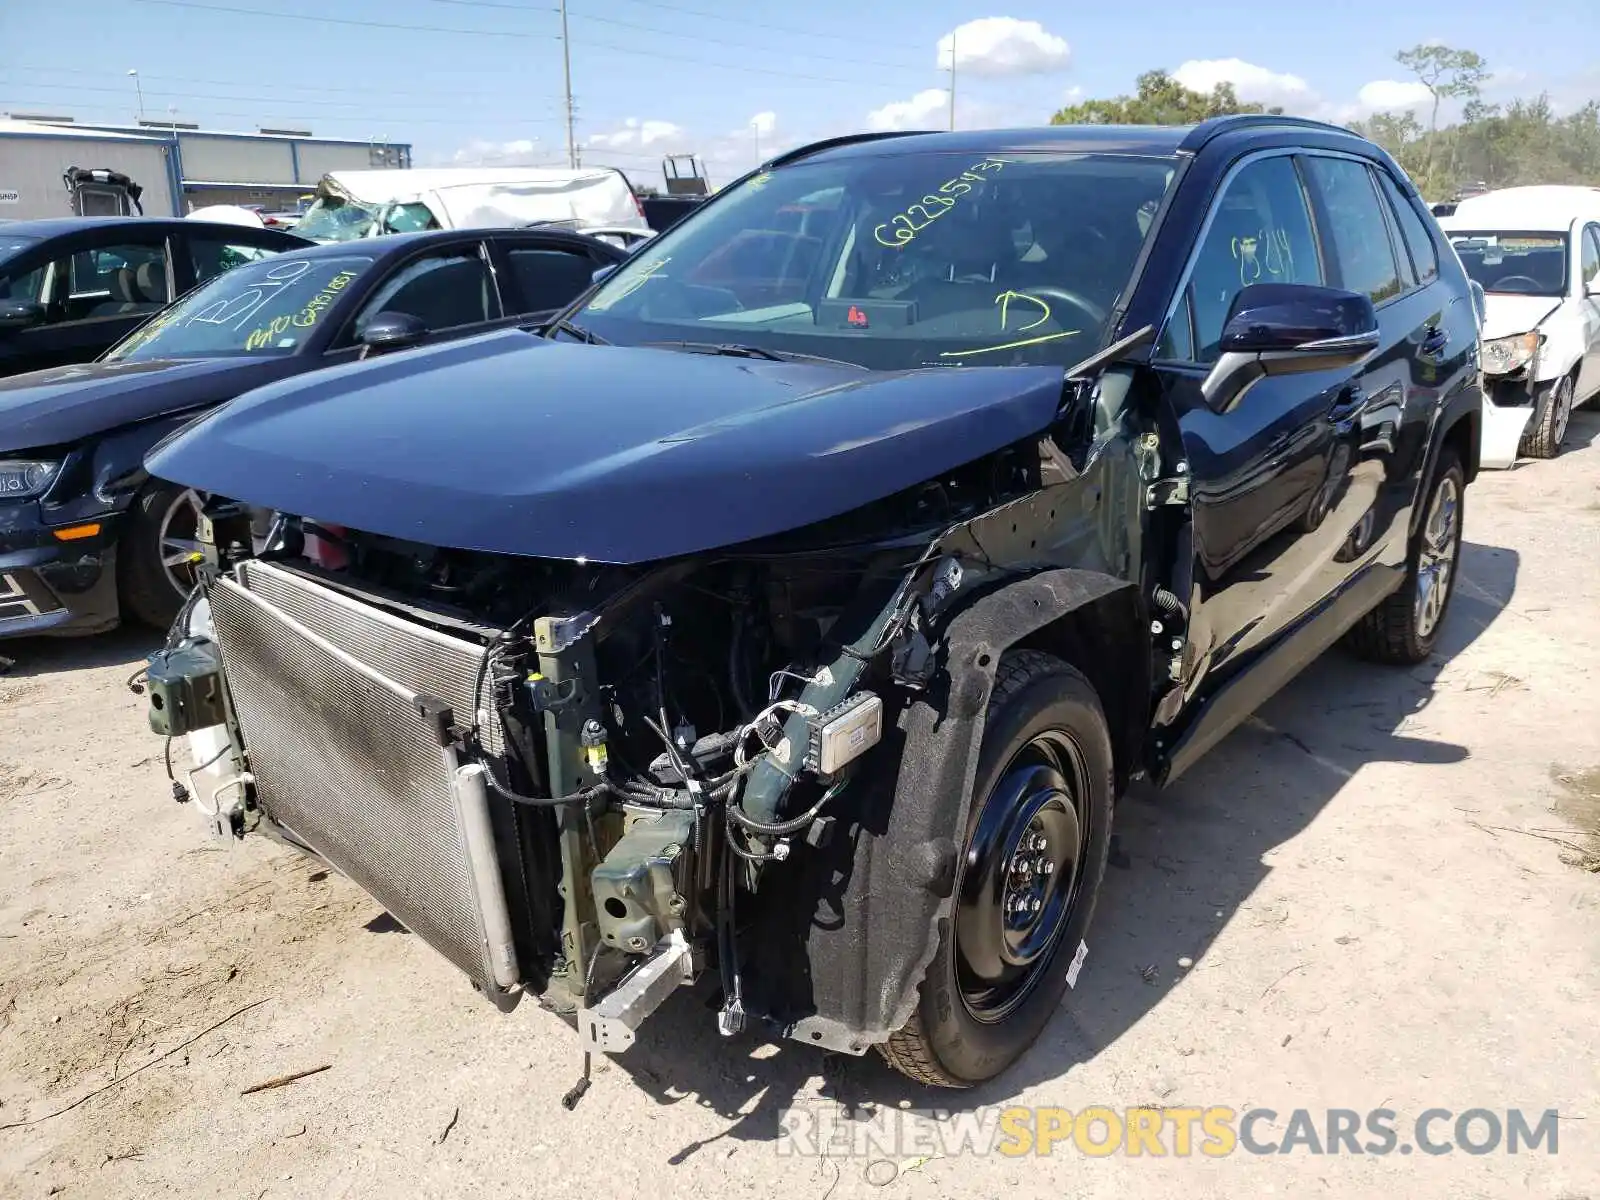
xmin=1439 ymin=186 xmax=1600 ymax=464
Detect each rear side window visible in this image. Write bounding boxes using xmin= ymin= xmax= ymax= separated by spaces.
xmin=1376 ymin=172 xmax=1439 ymax=284
xmin=505 ymin=247 xmax=601 ymax=314
xmin=1302 ymin=157 xmax=1404 ymax=304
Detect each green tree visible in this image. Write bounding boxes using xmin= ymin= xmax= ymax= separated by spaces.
xmin=1395 ymin=43 xmax=1489 ymax=186
xmin=1050 ymin=69 xmax=1282 ymax=126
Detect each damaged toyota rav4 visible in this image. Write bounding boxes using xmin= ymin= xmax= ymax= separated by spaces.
xmin=140 ymin=118 xmax=1482 ymax=1093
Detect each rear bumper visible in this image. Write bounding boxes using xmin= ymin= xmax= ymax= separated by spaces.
xmin=0 ymin=512 xmax=122 ymax=639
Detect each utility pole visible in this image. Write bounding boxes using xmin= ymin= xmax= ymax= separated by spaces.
xmin=559 ymin=0 xmax=576 ymax=168
xmin=947 ymin=29 xmax=956 ymax=131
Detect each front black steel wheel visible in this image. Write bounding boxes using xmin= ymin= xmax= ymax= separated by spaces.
xmin=881 ymin=650 xmax=1113 ymax=1088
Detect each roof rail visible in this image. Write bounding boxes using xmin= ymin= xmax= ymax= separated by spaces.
xmin=1178 ymin=113 xmax=1357 ymax=153
xmin=764 ymin=129 xmax=934 ymax=170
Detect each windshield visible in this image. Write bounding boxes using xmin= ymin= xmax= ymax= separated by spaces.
xmin=0 ymin=234 xmax=39 ymax=267
xmin=570 ymin=150 xmax=1178 ymax=369
xmin=104 ymin=254 xmax=374 ymax=361
xmin=1447 ymin=231 xmax=1569 ymax=296
xmin=293 ymin=195 xmax=382 ymax=242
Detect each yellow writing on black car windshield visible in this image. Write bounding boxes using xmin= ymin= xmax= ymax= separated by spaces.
xmin=1233 ymin=228 xmax=1296 ymax=286
xmin=939 ymin=290 xmax=1079 ymax=359
xmin=873 ymin=157 xmax=1014 ymax=249
xmin=587 ymin=255 xmax=672 ymax=312
xmin=242 ymin=269 xmax=359 ymax=351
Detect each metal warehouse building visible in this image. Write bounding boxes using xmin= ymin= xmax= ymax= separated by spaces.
xmin=0 ymin=116 xmax=412 ymax=220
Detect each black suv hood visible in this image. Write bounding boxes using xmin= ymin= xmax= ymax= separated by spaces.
xmin=0 ymin=356 xmax=303 ymax=454
xmin=146 ymin=330 xmax=1068 ymax=563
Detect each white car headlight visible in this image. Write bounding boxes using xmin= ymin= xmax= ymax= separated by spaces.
xmin=1481 ymin=331 xmax=1540 ymax=375
xmin=0 ymin=460 xmax=61 ymax=500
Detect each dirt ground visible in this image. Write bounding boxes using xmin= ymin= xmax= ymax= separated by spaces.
xmin=2 ymin=414 xmax=1598 ymax=1200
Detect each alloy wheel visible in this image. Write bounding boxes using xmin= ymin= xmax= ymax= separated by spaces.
xmin=156 ymin=488 xmax=207 ymax=599
xmin=1414 ymin=474 xmax=1460 ymax=639
xmin=1552 ymin=377 xmax=1573 ymax=448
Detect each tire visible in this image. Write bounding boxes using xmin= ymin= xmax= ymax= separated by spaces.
xmin=1343 ymin=449 xmax=1464 ymax=665
xmin=1519 ymin=374 xmax=1574 ymax=460
xmin=118 ymin=481 xmax=206 ymax=631
xmin=879 ymin=650 xmax=1114 ymax=1088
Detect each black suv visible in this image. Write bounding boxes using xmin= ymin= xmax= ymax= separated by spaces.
xmin=143 ymin=116 xmax=1481 ymax=1092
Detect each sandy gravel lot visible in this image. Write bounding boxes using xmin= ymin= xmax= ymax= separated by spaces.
xmin=2 ymin=413 xmax=1598 ymax=1200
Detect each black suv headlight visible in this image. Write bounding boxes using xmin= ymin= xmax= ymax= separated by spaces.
xmin=0 ymin=459 xmax=62 ymax=500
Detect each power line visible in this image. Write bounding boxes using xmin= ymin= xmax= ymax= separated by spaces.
xmin=127 ymin=0 xmax=929 ymax=88
xmin=0 ymin=96 xmax=553 ymax=131
xmin=0 ymin=64 xmax=566 ymax=103
xmin=0 ymin=77 xmax=569 ymax=118
xmin=131 ymin=0 xmax=559 ymax=39
xmin=564 ymin=10 xmax=927 ymax=74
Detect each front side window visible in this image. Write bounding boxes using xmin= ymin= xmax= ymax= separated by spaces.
xmin=570 ymin=150 xmax=1180 ymax=370
xmin=350 ymin=250 xmax=499 ymax=339
xmin=1580 ymin=225 xmax=1600 ymax=293
xmin=1159 ymin=154 xmax=1323 ymax=363
xmin=1302 ymin=157 xmax=1403 ymax=305
xmin=1446 ymin=231 xmax=1569 ymax=297
xmin=381 ymin=202 xmax=440 ymax=234
xmin=104 ymin=254 xmax=373 ymax=360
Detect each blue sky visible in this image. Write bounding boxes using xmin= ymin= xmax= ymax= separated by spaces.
xmin=2 ymin=0 xmax=1596 ymax=188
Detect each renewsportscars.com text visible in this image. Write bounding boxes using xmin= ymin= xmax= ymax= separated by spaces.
xmin=777 ymin=1105 xmax=1562 ymax=1158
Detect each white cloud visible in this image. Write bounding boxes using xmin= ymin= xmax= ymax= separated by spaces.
xmin=1062 ymin=85 xmax=1084 ymax=102
xmin=586 ymin=117 xmax=685 ymax=150
xmin=866 ymin=87 xmax=950 ymax=132
xmin=447 ymin=137 xmax=551 ymax=166
xmin=1173 ymin=58 xmax=1316 ymax=110
xmin=1356 ymin=79 xmax=1435 ymax=112
xmin=936 ymin=17 xmax=1070 ymax=77
xmin=749 ymin=111 xmax=777 ymax=136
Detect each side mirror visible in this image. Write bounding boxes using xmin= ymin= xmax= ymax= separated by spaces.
xmin=592 ymin=264 xmax=618 ymax=284
xmin=0 ymin=299 xmax=46 ymax=331
xmin=357 ymin=310 xmax=428 ymax=354
xmin=1202 ymin=283 xmax=1380 ymax=412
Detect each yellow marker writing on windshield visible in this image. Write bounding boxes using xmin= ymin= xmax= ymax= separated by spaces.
xmin=997 ymin=290 xmax=1051 ymax=332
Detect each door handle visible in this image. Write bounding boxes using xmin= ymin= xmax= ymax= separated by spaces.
xmin=1331 ymin=384 xmax=1368 ymax=422
xmin=1421 ymin=326 xmax=1450 ymax=356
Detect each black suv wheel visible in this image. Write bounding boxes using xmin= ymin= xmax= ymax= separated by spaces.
xmin=880 ymin=651 xmax=1113 ymax=1087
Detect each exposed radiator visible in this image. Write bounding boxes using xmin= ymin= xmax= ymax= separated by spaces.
xmin=209 ymin=560 xmax=519 ymax=995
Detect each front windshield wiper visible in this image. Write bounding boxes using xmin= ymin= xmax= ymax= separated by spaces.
xmin=641 ymin=340 xmax=865 ymax=369
xmin=538 ymin=316 xmax=609 ymax=345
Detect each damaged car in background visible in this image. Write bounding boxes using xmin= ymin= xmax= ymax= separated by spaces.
xmin=138 ymin=117 xmax=1483 ymax=1096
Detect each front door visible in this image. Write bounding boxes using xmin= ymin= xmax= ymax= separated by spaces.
xmin=1576 ymin=223 xmax=1600 ymax=402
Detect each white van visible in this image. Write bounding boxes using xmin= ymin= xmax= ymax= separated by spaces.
xmin=292 ymin=166 xmax=650 ymax=245
xmin=1439 ymin=185 xmax=1600 ymax=462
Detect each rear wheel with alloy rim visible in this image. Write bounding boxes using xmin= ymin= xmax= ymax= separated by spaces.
xmin=1343 ymin=448 xmax=1464 ymax=665
xmin=119 ymin=482 xmax=207 ymax=631
xmin=880 ymin=650 xmax=1113 ymax=1087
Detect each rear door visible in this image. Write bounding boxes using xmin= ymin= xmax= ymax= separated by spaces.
xmin=487 ymin=231 xmax=622 ymax=323
xmin=1577 ymin=223 xmax=1600 ymax=401
xmin=1300 ymin=155 xmax=1467 ymax=574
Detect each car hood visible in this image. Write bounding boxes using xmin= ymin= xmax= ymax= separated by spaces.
xmin=146 ymin=330 xmax=1068 ymax=563
xmin=0 ymin=356 xmax=302 ymax=453
xmin=1479 ymin=294 xmax=1563 ymax=342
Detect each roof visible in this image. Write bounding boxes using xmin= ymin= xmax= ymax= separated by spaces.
xmin=0 ymin=216 xmax=199 ymax=237
xmin=319 ymin=166 xmax=628 ymax=205
xmin=0 ymin=119 xmax=168 ymax=143
xmin=778 ymin=117 xmax=1373 ymax=166
xmin=1442 ymin=185 xmax=1600 ymax=232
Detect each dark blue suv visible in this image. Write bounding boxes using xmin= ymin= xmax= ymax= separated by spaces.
xmin=143 ymin=116 xmax=1482 ymax=1092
